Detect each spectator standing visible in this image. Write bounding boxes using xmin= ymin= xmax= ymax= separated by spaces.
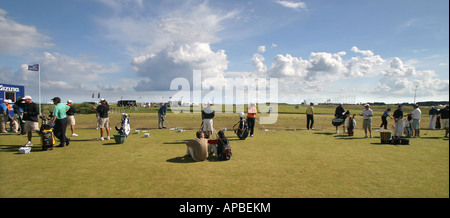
xmin=158 ymin=103 xmax=167 ymax=129
xmin=16 ymin=96 xmax=40 ymax=147
xmin=411 ymin=104 xmax=422 ymax=138
xmin=306 ymin=102 xmax=314 ymax=130
xmin=51 ymin=97 xmax=70 ymax=147
xmin=5 ymin=100 xmax=17 ymax=133
xmin=0 ymin=100 xmax=11 ymax=133
xmin=13 ymin=98 xmax=26 ymax=135
xmin=428 ymin=106 xmax=438 ymax=130
xmin=66 ymin=100 xmax=78 ymax=136
xmin=360 ymin=104 xmax=374 ymax=138
xmin=247 ymin=103 xmax=258 ymax=137
xmin=393 ymin=105 xmax=404 ymax=137
xmin=435 ymin=107 xmax=442 ymax=129
xmin=438 ymin=105 xmax=449 ymax=138
xmin=202 ymin=102 xmax=215 ymax=139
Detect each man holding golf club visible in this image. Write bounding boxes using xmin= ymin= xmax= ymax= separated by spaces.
xmin=158 ymin=103 xmax=167 ymax=129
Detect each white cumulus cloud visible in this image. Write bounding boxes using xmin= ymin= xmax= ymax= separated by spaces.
xmin=274 ymin=0 xmax=308 ymax=11
xmin=0 ymin=8 xmax=54 ymax=55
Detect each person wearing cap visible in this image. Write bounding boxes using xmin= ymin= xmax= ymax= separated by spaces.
xmin=158 ymin=103 xmax=167 ymax=129
xmin=247 ymin=102 xmax=257 ymax=137
xmin=51 ymin=97 xmax=71 ymax=147
xmin=95 ymin=98 xmax=110 ymax=141
xmin=306 ymin=102 xmax=314 ymax=130
xmin=0 ymin=99 xmax=9 ymax=133
xmin=66 ymin=100 xmax=78 ymax=136
xmin=359 ymin=104 xmax=374 ymax=138
xmin=393 ymin=105 xmax=404 ymax=137
xmin=411 ymin=104 xmax=422 ymax=138
xmin=15 ymin=96 xmax=40 ymax=147
xmin=5 ymin=99 xmax=18 ymax=133
xmin=13 ymin=97 xmax=26 ymax=135
xmin=201 ymin=101 xmax=215 ymax=139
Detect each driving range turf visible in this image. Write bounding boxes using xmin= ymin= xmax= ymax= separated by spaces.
xmin=0 ymin=106 xmax=448 ymax=198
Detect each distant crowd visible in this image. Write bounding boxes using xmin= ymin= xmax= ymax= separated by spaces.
xmin=306 ymin=102 xmax=449 ymax=139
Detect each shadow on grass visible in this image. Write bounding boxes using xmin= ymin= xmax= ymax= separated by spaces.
xmin=71 ymin=139 xmax=96 ymax=142
xmin=0 ymin=144 xmax=25 ymax=153
xmin=334 ymin=134 xmax=363 ymax=139
xmin=420 ymin=136 xmax=448 ymax=140
xmin=370 ymin=142 xmax=410 ymax=146
xmin=166 ymin=155 xmax=222 ymax=163
xmin=103 ymin=143 xmax=121 ymax=146
xmin=313 ymin=132 xmax=334 ymax=136
xmin=0 ymin=144 xmax=50 ymax=153
xmin=166 ymin=156 xmax=196 ymax=163
xmin=163 ymin=140 xmax=190 ymax=145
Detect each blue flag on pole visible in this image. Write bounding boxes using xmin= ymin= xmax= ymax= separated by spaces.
xmin=28 ymin=64 xmax=39 ymax=71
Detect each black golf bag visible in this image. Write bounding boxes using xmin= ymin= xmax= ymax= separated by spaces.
xmin=332 ymin=110 xmax=350 ymax=127
xmin=403 ymin=114 xmax=413 ymax=138
xmin=39 ymin=115 xmax=55 ymax=151
xmin=233 ymin=117 xmax=249 ymax=140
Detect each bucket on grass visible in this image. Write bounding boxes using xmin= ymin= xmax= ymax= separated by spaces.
xmin=114 ymin=134 xmax=127 ymax=144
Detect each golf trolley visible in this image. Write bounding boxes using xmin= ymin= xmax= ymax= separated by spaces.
xmin=39 ymin=115 xmax=56 ymax=151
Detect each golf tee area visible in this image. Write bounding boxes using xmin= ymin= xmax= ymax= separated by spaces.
xmin=0 ymin=104 xmax=448 ymax=198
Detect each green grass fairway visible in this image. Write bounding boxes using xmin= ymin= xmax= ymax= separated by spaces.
xmin=0 ymin=111 xmax=448 ymax=198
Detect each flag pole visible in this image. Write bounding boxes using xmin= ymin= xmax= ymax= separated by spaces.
xmin=38 ymin=64 xmax=41 ymax=115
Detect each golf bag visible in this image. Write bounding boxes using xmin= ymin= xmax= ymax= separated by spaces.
xmin=115 ymin=113 xmax=131 ymax=136
xmin=403 ymin=114 xmax=413 ymax=138
xmin=217 ymin=137 xmax=232 ymax=161
xmin=347 ymin=117 xmax=356 ymax=136
xmin=233 ymin=117 xmax=249 ymax=140
xmin=39 ymin=115 xmax=55 ymax=151
xmin=332 ymin=110 xmax=350 ymax=127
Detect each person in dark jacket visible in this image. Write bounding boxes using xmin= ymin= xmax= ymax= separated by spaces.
xmin=16 ymin=96 xmax=40 ymax=147
xmin=438 ymin=105 xmax=449 ymax=138
xmin=334 ymin=103 xmax=346 ymax=134
xmin=13 ymin=98 xmax=26 ymax=135
xmin=94 ymin=99 xmax=110 ymax=141
xmin=158 ymin=103 xmax=167 ymax=129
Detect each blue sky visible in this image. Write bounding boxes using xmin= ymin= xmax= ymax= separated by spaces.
xmin=0 ymin=0 xmax=448 ymax=104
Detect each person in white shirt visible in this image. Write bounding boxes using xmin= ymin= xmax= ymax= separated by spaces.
xmin=202 ymin=101 xmax=215 ymax=139
xmin=359 ymin=104 xmax=374 ymax=138
xmin=411 ymin=104 xmax=422 ymax=138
